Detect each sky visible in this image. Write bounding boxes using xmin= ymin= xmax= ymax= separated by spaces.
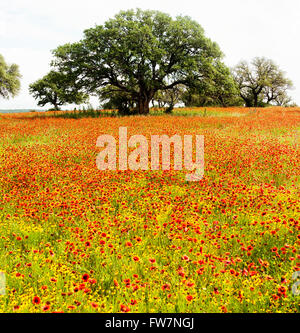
xmin=0 ymin=0 xmax=299 ymax=109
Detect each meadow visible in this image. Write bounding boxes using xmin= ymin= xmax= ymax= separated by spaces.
xmin=0 ymin=107 xmax=299 ymax=313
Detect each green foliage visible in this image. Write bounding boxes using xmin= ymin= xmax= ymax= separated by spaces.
xmin=51 ymin=8 xmax=229 ymax=114
xmin=182 ymin=62 xmax=242 ymax=107
xmin=98 ymin=86 xmax=136 ymax=115
xmin=29 ymin=70 xmax=88 ymax=110
xmin=0 ymin=54 xmax=21 ymax=99
xmin=153 ymin=84 xmax=186 ymax=113
xmin=232 ymin=57 xmax=293 ymax=107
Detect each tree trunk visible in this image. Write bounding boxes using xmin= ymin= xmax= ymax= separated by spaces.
xmin=137 ymin=93 xmax=152 ymax=115
xmin=253 ymin=87 xmax=263 ymax=107
xmin=241 ymin=94 xmax=253 ymax=107
xmin=253 ymin=94 xmax=258 ymax=107
xmin=219 ymin=96 xmax=226 ymax=107
xmin=137 ymin=98 xmax=149 ymax=114
xmin=52 ymin=93 xmax=59 ymax=110
xmin=165 ymin=103 xmax=174 ymax=114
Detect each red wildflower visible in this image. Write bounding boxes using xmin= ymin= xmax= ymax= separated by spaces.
xmin=120 ymin=304 xmax=130 ymax=312
xmin=162 ymin=283 xmax=171 ymax=291
xmin=82 ymin=273 xmax=90 ymax=282
xmin=32 ymin=296 xmax=41 ymax=305
xmin=42 ymin=304 xmax=50 ymax=311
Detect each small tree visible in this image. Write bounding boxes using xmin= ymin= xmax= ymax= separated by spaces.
xmin=274 ymin=92 xmax=292 ymax=107
xmin=182 ymin=63 xmax=241 ymax=107
xmin=233 ymin=57 xmax=293 ymax=107
xmin=98 ymin=85 xmax=136 ymax=115
xmin=0 ymin=54 xmax=21 ymax=99
xmin=29 ymin=70 xmax=88 ymax=110
xmin=153 ymin=84 xmax=186 ymax=113
xmin=205 ymin=62 xmax=241 ymax=106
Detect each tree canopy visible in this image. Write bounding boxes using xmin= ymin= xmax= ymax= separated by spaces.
xmin=51 ymin=8 xmax=234 ymax=114
xmin=29 ymin=70 xmax=88 ymax=110
xmin=232 ymin=57 xmax=293 ymax=107
xmin=0 ymin=54 xmax=21 ymax=99
xmin=98 ymin=85 xmax=135 ymax=115
xmin=152 ymin=84 xmax=186 ymax=112
xmin=182 ymin=61 xmax=240 ymax=107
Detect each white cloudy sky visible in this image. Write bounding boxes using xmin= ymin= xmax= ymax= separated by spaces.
xmin=0 ymin=0 xmax=299 ymax=109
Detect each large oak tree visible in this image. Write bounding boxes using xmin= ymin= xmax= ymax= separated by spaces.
xmin=51 ymin=9 xmax=231 ymax=114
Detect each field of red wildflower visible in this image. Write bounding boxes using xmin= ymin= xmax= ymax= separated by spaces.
xmin=0 ymin=107 xmax=299 ymax=313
